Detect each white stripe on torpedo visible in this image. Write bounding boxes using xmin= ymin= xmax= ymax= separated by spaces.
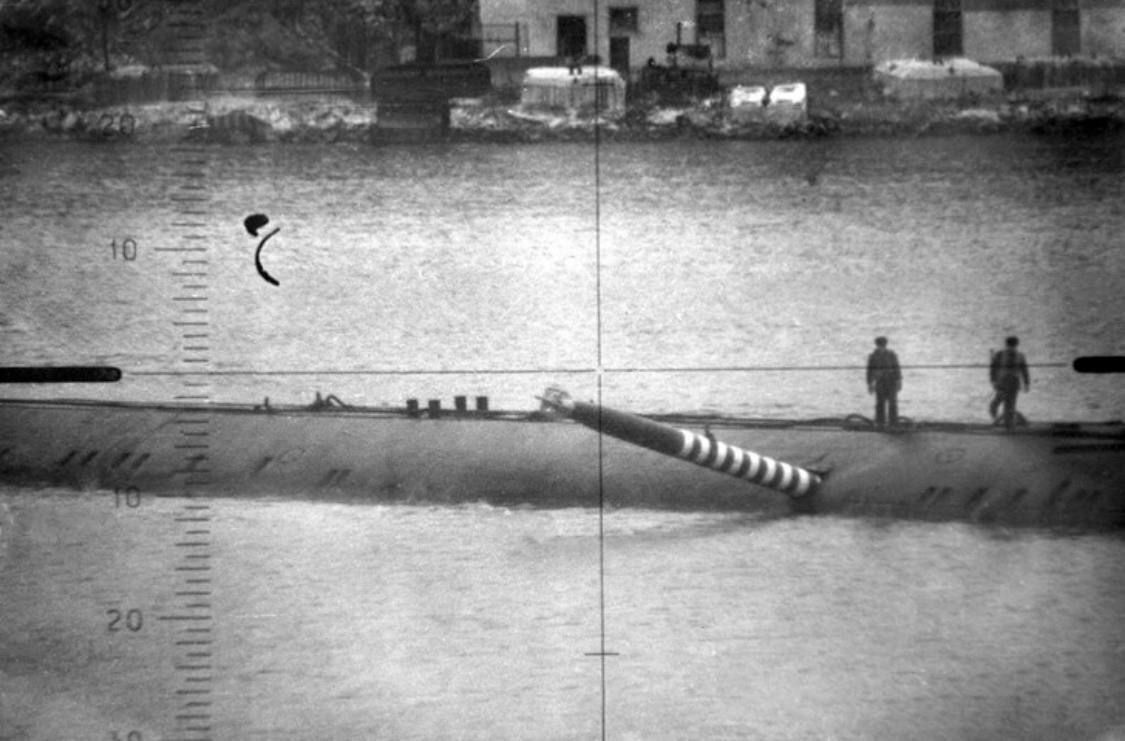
xmin=677 ymin=430 xmax=695 ymax=458
xmin=777 ymin=463 xmax=794 ymax=491
xmin=711 ymin=442 xmax=728 ymax=470
xmin=694 ymin=435 xmax=712 ymax=464
xmin=744 ymin=451 xmax=762 ymax=480
xmin=723 ymin=446 xmax=744 ymax=474
xmin=760 ymin=457 xmax=776 ymax=485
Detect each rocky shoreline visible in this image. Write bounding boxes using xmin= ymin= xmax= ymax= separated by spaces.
xmin=0 ymin=91 xmax=1121 ymax=145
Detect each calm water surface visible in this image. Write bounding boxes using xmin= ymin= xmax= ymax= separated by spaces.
xmin=1 ymin=134 xmax=1124 ymax=739
xmin=2 ymin=134 xmax=1123 ymax=417
xmin=2 ymin=491 xmax=1123 ymax=739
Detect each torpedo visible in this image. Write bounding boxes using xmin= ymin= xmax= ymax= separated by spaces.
xmin=537 ymin=386 xmax=821 ymax=498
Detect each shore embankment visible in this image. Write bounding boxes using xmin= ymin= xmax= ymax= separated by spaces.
xmin=0 ymin=86 xmax=1122 ymax=145
xmin=452 ymin=92 xmax=1125 ymax=142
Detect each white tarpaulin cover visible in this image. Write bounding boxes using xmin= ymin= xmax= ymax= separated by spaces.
xmin=875 ymin=58 xmax=1003 ymax=100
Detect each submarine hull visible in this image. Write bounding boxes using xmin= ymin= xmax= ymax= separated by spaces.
xmin=1 ymin=399 xmax=1122 ymax=527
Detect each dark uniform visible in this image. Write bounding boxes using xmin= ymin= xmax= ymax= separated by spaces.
xmin=989 ymin=337 xmax=1030 ymax=429
xmin=866 ymin=337 xmax=902 ymax=428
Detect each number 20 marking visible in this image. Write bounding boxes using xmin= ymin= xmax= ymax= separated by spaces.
xmin=107 ymin=608 xmax=143 ymax=632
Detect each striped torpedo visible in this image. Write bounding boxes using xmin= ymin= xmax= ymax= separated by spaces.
xmin=537 ymin=387 xmax=820 ymax=498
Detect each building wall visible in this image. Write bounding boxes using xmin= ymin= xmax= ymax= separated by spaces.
xmin=844 ymin=3 xmax=935 ymax=65
xmin=1084 ymin=0 xmax=1125 ymax=57
xmin=480 ymin=0 xmax=1125 ymax=73
xmin=729 ymin=1 xmax=817 ymax=68
xmin=615 ymin=1 xmax=700 ymax=68
xmin=481 ymin=0 xmax=593 ymax=58
xmin=965 ymin=11 xmax=1053 ymax=59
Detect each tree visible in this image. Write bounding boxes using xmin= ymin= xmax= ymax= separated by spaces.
xmin=324 ymin=0 xmax=479 ymax=64
xmin=392 ymin=0 xmax=479 ymax=62
xmin=0 ymin=0 xmax=482 ymax=84
xmin=0 ymin=0 xmax=163 ymax=82
xmin=0 ymin=0 xmax=82 ymax=82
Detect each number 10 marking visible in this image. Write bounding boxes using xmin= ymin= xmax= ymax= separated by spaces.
xmin=111 ymin=238 xmax=138 ymax=261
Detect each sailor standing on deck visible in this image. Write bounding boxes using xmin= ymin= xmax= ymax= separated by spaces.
xmin=866 ymin=336 xmax=902 ymax=429
xmin=989 ymin=336 xmax=1030 ymax=429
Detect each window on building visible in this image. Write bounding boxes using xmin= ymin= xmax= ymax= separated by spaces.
xmin=609 ymin=7 xmax=639 ymax=34
xmin=815 ymin=0 xmax=844 ymax=58
xmin=1051 ymin=0 xmax=1080 ymax=56
xmin=933 ymin=0 xmax=963 ymax=58
xmin=697 ymin=0 xmax=725 ymax=59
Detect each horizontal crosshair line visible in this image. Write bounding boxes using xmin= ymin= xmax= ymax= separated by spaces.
xmin=128 ymin=362 xmax=1071 ymax=377
xmin=132 ymin=368 xmax=597 ymax=376
xmin=605 ymin=362 xmax=1072 ymax=372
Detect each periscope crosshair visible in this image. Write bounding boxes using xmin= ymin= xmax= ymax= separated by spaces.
xmin=244 ymin=213 xmax=280 ymax=286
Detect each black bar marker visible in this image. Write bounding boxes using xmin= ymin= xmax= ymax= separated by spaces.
xmin=0 ymin=366 xmax=123 ymax=383
xmin=1073 ymin=356 xmax=1125 ymax=374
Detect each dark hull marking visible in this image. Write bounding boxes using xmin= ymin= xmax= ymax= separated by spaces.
xmin=1054 ymin=443 xmax=1125 ymax=455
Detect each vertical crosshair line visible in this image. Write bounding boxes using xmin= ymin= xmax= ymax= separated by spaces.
xmin=592 ymin=1 xmax=609 ymax=738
